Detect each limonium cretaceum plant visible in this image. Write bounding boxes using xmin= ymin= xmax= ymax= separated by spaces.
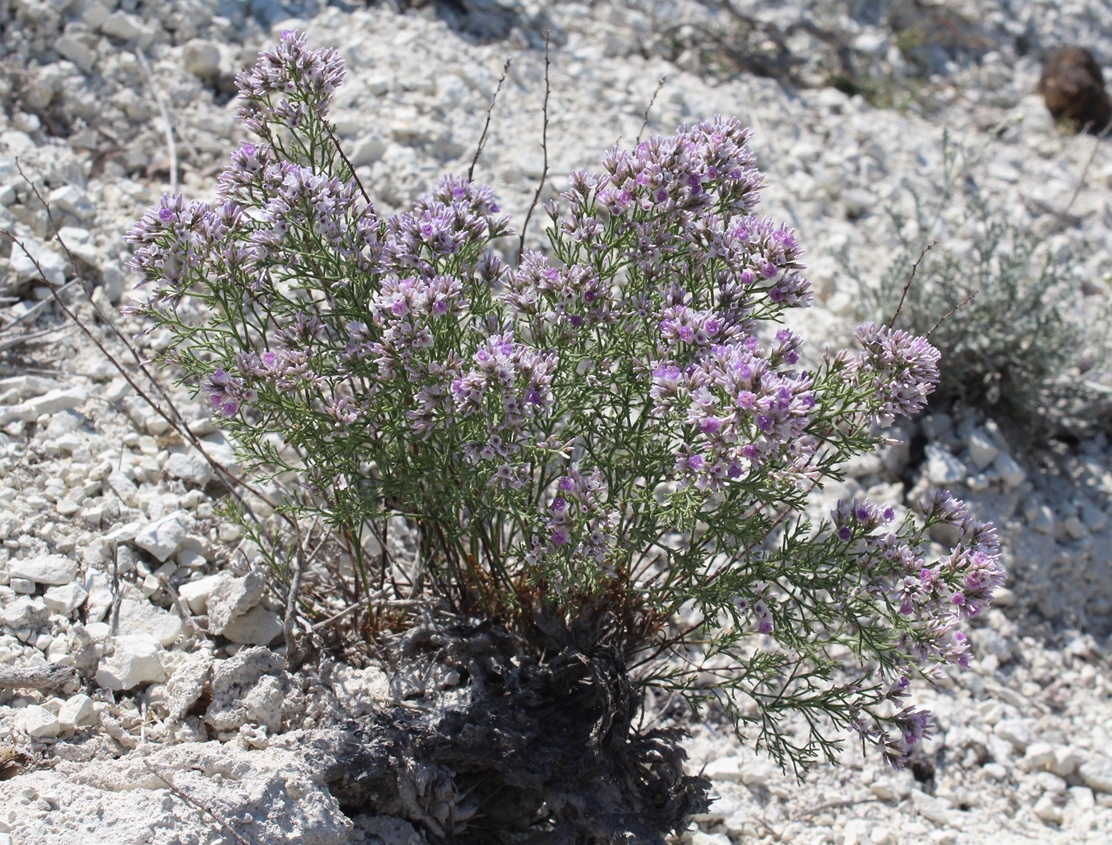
xmin=125 ymin=31 xmax=1004 ymax=774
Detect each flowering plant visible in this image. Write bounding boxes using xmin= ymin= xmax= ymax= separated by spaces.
xmin=126 ymin=31 xmax=1003 ymax=773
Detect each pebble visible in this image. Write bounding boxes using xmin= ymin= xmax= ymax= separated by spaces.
xmin=164 ymin=450 xmax=214 ymax=487
xmin=134 ymin=512 xmax=192 ymax=562
xmin=925 ymin=443 xmax=967 ymax=485
xmin=221 ymin=605 xmax=284 ymax=646
xmin=116 ymin=597 xmax=183 ymax=647
xmin=0 ymin=597 xmax=50 ymax=630
xmin=966 ymin=428 xmax=1001 ymax=470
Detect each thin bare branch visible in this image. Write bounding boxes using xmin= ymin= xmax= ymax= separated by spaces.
xmin=0 ymin=280 xmax=80 ymax=331
xmin=1064 ymin=120 xmax=1112 ymax=217
xmin=637 ymin=76 xmax=667 ymax=145
xmin=143 ymin=761 xmax=254 ymax=845
xmin=135 ymin=48 xmax=178 ymax=194
xmin=886 ymin=240 xmax=935 ymax=330
xmin=324 ymin=121 xmax=371 ymax=205
xmin=469 ymin=58 xmax=512 ymax=183
xmin=518 ymin=33 xmax=551 ymax=261
xmin=927 ymin=288 xmax=978 ymax=338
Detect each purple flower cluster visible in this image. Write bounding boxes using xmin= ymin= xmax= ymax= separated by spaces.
xmin=505 ymin=252 xmax=611 ymax=339
xmin=535 ymin=466 xmax=619 ymax=572
xmin=734 ymin=587 xmax=775 ymax=635
xmin=125 ymin=194 xmax=217 ymax=301
xmin=206 ymin=368 xmax=256 ymax=418
xmin=452 ymin=331 xmax=558 ymax=439
xmin=832 ymin=490 xmax=1002 ymax=673
xmin=653 ymin=331 xmax=817 ymax=491
xmin=235 ymin=30 xmax=345 ymax=132
xmin=851 ymin=322 xmax=942 ymax=426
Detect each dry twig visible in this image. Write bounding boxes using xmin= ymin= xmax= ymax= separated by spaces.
xmin=0 ymin=664 xmax=77 ymax=691
xmin=143 ymin=760 xmax=254 ymax=845
xmin=135 ymin=48 xmax=178 ymax=194
xmin=468 ymin=58 xmax=512 ymax=183
xmin=518 ymin=32 xmax=551 ymax=260
xmin=886 ymin=240 xmax=935 ymax=330
xmin=637 ymin=76 xmax=667 ymax=145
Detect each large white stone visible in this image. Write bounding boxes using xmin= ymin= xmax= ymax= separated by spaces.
xmin=995 ymin=718 xmax=1035 ymax=752
xmin=17 ymin=704 xmax=61 ymax=739
xmin=221 ymin=605 xmax=284 ymax=646
xmin=925 ymin=443 xmax=967 ymax=485
xmin=164 ymin=450 xmax=214 ymax=487
xmin=966 ymin=428 xmax=1001 ymax=471
xmin=182 ymin=39 xmax=221 ymax=80
xmin=42 ymin=582 xmax=88 ymax=614
xmin=177 ymin=572 xmax=227 ymax=615
xmin=96 ymin=634 xmax=167 ymax=690
xmin=48 ymin=185 xmax=95 ymax=221
xmin=58 ymin=693 xmax=96 ymax=729
xmin=117 ymin=597 xmax=183 ymax=647
xmin=1079 ymin=757 xmax=1112 ymax=793
xmin=9 ymin=238 xmax=66 ymax=285
xmin=207 ymin=572 xmax=265 ymax=635
xmin=8 ymin=554 xmax=77 ymax=586
xmin=0 ymin=596 xmax=50 ymax=630
xmin=134 ymin=512 xmax=192 ymax=562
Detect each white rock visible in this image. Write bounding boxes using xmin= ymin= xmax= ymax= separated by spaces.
xmin=96 ymin=634 xmax=167 ymax=690
xmin=48 ymin=185 xmax=95 ymax=221
xmin=8 ymin=554 xmax=78 ymax=586
xmin=995 ymin=718 xmax=1034 ymax=751
xmin=207 ymin=572 xmax=266 ymax=634
xmin=58 ymin=693 xmax=96 ymax=729
xmin=993 ymin=453 xmax=1026 ymax=489
xmin=0 ymin=742 xmax=352 ymax=844
xmin=966 ymin=429 xmax=1001 ymax=470
xmin=348 ymin=135 xmax=388 ymax=167
xmin=17 ymin=704 xmax=61 ymax=739
xmin=1024 ymin=502 xmax=1055 ymax=535
xmin=1068 ymin=786 xmax=1096 ymax=810
xmin=106 ymin=469 xmax=139 ymax=507
xmin=1052 ymin=745 xmax=1081 ymax=777
xmin=0 ymin=596 xmax=50 ymax=630
xmin=925 ymin=443 xmax=967 ymax=485
xmin=54 ymin=35 xmax=96 ymax=72
xmin=1023 ymin=741 xmax=1056 ymax=771
xmin=42 ymin=582 xmax=88 ymax=614
xmin=177 ymin=572 xmax=227 ymax=615
xmin=1034 ymin=792 xmax=1063 ymax=823
xmin=165 ymin=650 xmax=213 ymax=722
xmin=221 ymin=605 xmax=284 ymax=646
xmin=9 ymin=238 xmax=66 ymax=285
xmin=117 ymin=597 xmax=183 ymax=647
xmin=164 ymin=450 xmax=214 ymax=487
xmin=1079 ymin=757 xmax=1112 ymax=793
xmin=703 ymin=755 xmax=742 ymax=782
xmin=100 ymin=11 xmax=147 ymax=40
xmin=182 ymin=39 xmax=221 ymax=79
xmin=134 ymin=512 xmax=192 ymax=562
xmin=9 ymin=578 xmax=35 ymax=594
xmin=83 ymin=570 xmax=113 ymax=623
xmin=911 ymin=790 xmax=956 ymax=826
